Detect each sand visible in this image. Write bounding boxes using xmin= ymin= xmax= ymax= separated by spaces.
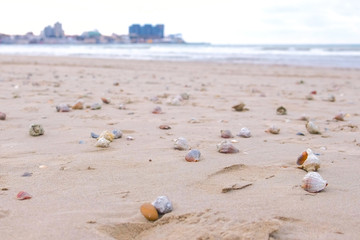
xmin=0 ymin=55 xmax=359 ymax=239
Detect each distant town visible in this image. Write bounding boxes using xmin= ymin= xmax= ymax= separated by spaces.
xmin=0 ymin=22 xmax=185 ymax=44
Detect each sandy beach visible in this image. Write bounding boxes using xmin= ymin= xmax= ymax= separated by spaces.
xmin=0 ymin=55 xmax=359 ymax=239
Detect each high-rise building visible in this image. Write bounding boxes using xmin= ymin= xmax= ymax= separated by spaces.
xmin=128 ymin=24 xmax=164 ymax=40
xmin=129 ymin=24 xmax=141 ymax=36
xmin=41 ymin=22 xmax=64 ymax=38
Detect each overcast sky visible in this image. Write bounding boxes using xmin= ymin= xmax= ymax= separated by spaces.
xmin=1 ymin=0 xmax=359 ymax=44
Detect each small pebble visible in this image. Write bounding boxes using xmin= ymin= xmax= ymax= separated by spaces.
xmin=126 ymin=136 xmax=134 ymax=141
xmin=296 ymin=132 xmax=305 ymax=136
xmin=29 ymin=124 xmax=44 ymax=136
xmin=112 ymin=129 xmax=123 ymax=139
xmin=79 ymin=140 xmax=85 ymax=144
xmin=140 ymin=203 xmax=159 ymax=221
xmin=91 ymin=103 xmax=101 ymax=110
xmin=152 ymin=106 xmax=162 ymax=114
xmin=159 ymin=124 xmax=171 ymax=130
xmin=152 ymin=196 xmax=173 ymax=214
xmin=56 ymin=104 xmax=70 ymax=112
xmin=101 ymin=97 xmax=111 ymax=104
xmin=21 ymin=172 xmax=33 ymax=177
xmin=91 ymin=132 xmax=99 ymax=138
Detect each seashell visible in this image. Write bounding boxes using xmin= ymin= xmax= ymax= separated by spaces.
xmin=98 ymin=130 xmax=115 ymax=142
xmin=167 ymin=95 xmax=183 ymax=106
xmin=306 ymin=121 xmax=321 ymax=134
xmin=217 ymin=140 xmax=239 ymax=153
xmin=334 ymin=112 xmax=345 ymax=121
xmin=232 ymin=102 xmax=246 ymax=112
xmin=185 ymin=149 xmax=201 ymax=162
xmin=276 ymin=106 xmax=287 ymax=115
xmin=0 ymin=112 xmax=6 ymax=120
xmin=237 ymin=127 xmax=251 ymax=138
xmin=296 ymin=132 xmax=305 ymax=136
xmin=305 ymin=94 xmax=314 ymax=100
xmin=91 ymin=103 xmax=101 ymax=110
xmin=298 ymin=115 xmax=309 ymax=121
xmin=101 ymin=97 xmax=111 ymax=104
xmin=91 ymin=132 xmax=99 ymax=138
xmin=180 ymin=93 xmax=190 ymax=100
xmin=310 ymin=90 xmax=317 ymax=95
xmin=298 ymin=148 xmax=320 ymax=172
xmin=221 ymin=130 xmax=233 ymax=138
xmin=56 ymin=103 xmax=70 ymax=112
xmin=95 ymin=137 xmax=110 ymax=148
xmin=29 ymin=124 xmax=44 ymax=136
xmin=152 ymin=196 xmax=173 ymax=215
xmin=301 ymin=172 xmax=327 ymax=193
xmin=174 ymin=137 xmax=189 ymax=150
xmin=72 ymin=100 xmax=84 ymax=110
xmin=326 ymin=94 xmax=336 ymax=102
xmin=152 ymin=106 xmax=162 ymax=114
xmin=126 ymin=136 xmax=134 ymax=141
xmin=266 ymin=125 xmax=280 ymax=134
xmin=16 ymin=191 xmax=32 ymax=200
xmin=118 ymin=103 xmax=126 ymax=110
xmin=159 ymin=124 xmax=171 ymax=130
xmin=112 ymin=129 xmax=123 ymax=139
xmin=140 ymin=203 xmax=159 ymax=221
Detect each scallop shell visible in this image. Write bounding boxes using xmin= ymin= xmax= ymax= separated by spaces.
xmin=266 ymin=125 xmax=280 ymax=134
xmin=217 ymin=140 xmax=239 ymax=153
xmin=152 ymin=106 xmax=162 ymax=114
xmin=276 ymin=106 xmax=287 ymax=115
xmin=98 ymin=130 xmax=115 ymax=142
xmin=301 ymin=172 xmax=327 ymax=193
xmin=221 ymin=130 xmax=233 ymax=138
xmin=56 ymin=103 xmax=70 ymax=112
xmin=0 ymin=112 xmax=6 ymax=120
xmin=237 ymin=127 xmax=251 ymax=138
xmin=334 ymin=112 xmax=345 ymax=121
xmin=152 ymin=196 xmax=173 ymax=214
xmin=16 ymin=191 xmax=32 ymax=200
xmin=299 ymin=148 xmax=320 ymax=172
xmin=306 ymin=121 xmax=321 ymax=134
xmin=29 ymin=124 xmax=44 ymax=136
xmin=95 ymin=137 xmax=110 ymax=148
xmin=112 ymin=129 xmax=123 ymax=139
xmin=185 ymin=149 xmax=201 ymax=162
xmin=232 ymin=102 xmax=246 ymax=112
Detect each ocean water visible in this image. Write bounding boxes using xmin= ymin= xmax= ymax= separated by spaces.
xmin=0 ymin=44 xmax=359 ymax=69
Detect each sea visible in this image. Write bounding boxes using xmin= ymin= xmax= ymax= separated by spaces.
xmin=0 ymin=43 xmax=359 ymax=69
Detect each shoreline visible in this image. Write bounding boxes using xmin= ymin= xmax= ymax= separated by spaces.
xmin=0 ymin=55 xmax=359 ymax=239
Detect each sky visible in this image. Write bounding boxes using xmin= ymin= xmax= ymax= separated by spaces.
xmin=0 ymin=0 xmax=359 ymax=44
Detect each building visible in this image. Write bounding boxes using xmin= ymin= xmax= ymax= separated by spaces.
xmin=128 ymin=24 xmax=165 ymax=42
xmin=41 ymin=22 xmax=64 ymax=38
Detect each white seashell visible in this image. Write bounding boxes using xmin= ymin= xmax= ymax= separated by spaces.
xmin=221 ymin=130 xmax=233 ymax=138
xmin=56 ymin=103 xmax=70 ymax=112
xmin=95 ymin=137 xmax=110 ymax=148
xmin=185 ymin=149 xmax=201 ymax=162
xmin=29 ymin=124 xmax=44 ymax=136
xmin=167 ymin=95 xmax=183 ymax=106
xmin=112 ymin=129 xmax=123 ymax=139
xmin=174 ymin=137 xmax=190 ymax=150
xmin=98 ymin=130 xmax=115 ymax=142
xmin=306 ymin=121 xmax=321 ymax=134
xmin=237 ymin=127 xmax=251 ymax=138
xmin=301 ymin=172 xmax=327 ymax=193
xmin=152 ymin=196 xmax=173 ymax=214
xmin=266 ymin=125 xmax=280 ymax=134
xmin=297 ymin=148 xmax=320 ymax=172
xmin=217 ymin=140 xmax=239 ymax=153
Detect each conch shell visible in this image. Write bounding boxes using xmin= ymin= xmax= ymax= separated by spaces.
xmin=306 ymin=121 xmax=321 ymax=134
xmin=301 ymin=172 xmax=328 ymax=193
xmin=237 ymin=127 xmax=251 ymax=138
xmin=217 ymin=140 xmax=239 ymax=153
xmin=296 ymin=148 xmax=320 ymax=172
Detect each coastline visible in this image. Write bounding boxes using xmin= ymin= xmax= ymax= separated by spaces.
xmin=0 ymin=55 xmax=359 ymax=239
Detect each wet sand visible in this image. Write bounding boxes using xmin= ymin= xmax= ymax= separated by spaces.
xmin=0 ymin=55 xmax=359 ymax=239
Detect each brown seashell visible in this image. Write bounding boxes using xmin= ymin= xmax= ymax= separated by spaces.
xmin=101 ymin=97 xmax=111 ymax=104
xmin=152 ymin=106 xmax=162 ymax=114
xmin=265 ymin=125 xmax=280 ymax=134
xmin=16 ymin=191 xmax=32 ymax=200
xmin=232 ymin=102 xmax=246 ymax=112
xmin=185 ymin=149 xmax=201 ymax=162
xmin=140 ymin=203 xmax=159 ymax=221
xmin=334 ymin=112 xmax=345 ymax=121
xmin=297 ymin=151 xmax=308 ymax=165
xmin=159 ymin=124 xmax=171 ymax=130
xmin=0 ymin=112 xmax=6 ymax=120
xmin=217 ymin=140 xmax=239 ymax=153
xmin=221 ymin=130 xmax=233 ymax=138
xmin=276 ymin=106 xmax=287 ymax=115
xmin=72 ymin=100 xmax=84 ymax=110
